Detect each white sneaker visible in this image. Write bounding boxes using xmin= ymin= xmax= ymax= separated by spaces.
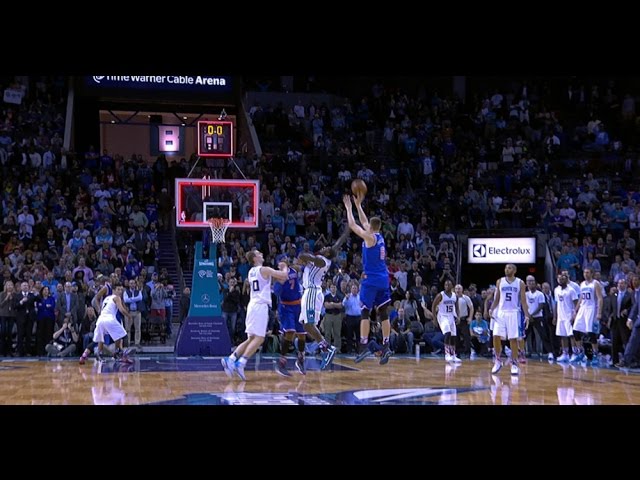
xmin=491 ymin=360 xmax=502 ymax=374
xmin=451 ymin=355 xmax=462 ymax=363
xmin=569 ymin=354 xmax=579 ymax=363
xmin=557 ymin=353 xmax=570 ymax=363
xmin=470 ymin=351 xmax=477 ymax=360
xmin=548 ymin=352 xmax=555 ymax=361
xmin=511 ymin=363 xmax=519 ymax=375
xmin=445 ymin=354 xmax=452 ymax=362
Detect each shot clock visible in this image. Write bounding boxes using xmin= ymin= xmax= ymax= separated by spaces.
xmin=197 ymin=120 xmax=234 ymax=157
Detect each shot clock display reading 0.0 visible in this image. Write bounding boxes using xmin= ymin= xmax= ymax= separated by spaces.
xmin=197 ymin=120 xmax=234 ymax=157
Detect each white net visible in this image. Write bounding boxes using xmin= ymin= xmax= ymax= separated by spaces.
xmin=207 ymin=218 xmax=230 ymax=243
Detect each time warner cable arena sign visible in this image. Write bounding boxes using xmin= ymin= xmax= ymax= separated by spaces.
xmin=86 ymin=75 xmax=232 ymax=92
xmin=468 ymin=237 xmax=536 ymax=264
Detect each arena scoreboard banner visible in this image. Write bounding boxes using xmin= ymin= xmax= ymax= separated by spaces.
xmin=468 ymin=237 xmax=536 ymax=264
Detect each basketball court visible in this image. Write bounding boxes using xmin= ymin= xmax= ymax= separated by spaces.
xmin=1 ymin=355 xmax=638 ymax=405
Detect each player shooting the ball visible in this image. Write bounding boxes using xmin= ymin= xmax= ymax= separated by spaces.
xmin=343 ymin=183 xmax=393 ymax=365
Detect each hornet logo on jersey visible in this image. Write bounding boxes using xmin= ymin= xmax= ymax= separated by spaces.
xmin=472 ymin=244 xmax=487 ymax=258
xmin=93 ymin=76 xmax=105 ymax=83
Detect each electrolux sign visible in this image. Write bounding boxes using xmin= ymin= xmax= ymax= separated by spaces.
xmin=86 ymin=75 xmax=232 ymax=92
xmin=468 ymin=237 xmax=536 ymax=264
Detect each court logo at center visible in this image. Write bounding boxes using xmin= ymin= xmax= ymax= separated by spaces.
xmin=149 ymin=387 xmax=488 ymax=405
xmin=472 ymin=244 xmax=486 ymax=258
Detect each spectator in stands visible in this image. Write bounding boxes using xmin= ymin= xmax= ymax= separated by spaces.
xmin=45 ymin=320 xmax=79 ymax=357
xmin=55 ymin=281 xmax=78 ymax=327
xmin=13 ymin=281 xmax=36 ymax=356
xmin=0 ymin=281 xmax=16 ymax=356
xmin=35 ymin=285 xmax=56 ymax=355
xmin=124 ymin=279 xmax=143 ymax=348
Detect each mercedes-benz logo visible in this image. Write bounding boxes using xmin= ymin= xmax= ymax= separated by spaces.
xmin=92 ymin=76 xmax=105 ymax=83
xmin=472 ymin=244 xmax=486 ymax=258
xmin=201 ymin=294 xmax=210 ymax=304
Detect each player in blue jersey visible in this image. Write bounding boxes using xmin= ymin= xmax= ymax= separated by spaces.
xmin=343 ymin=193 xmax=393 ymax=365
xmin=273 ymin=259 xmax=306 ymax=377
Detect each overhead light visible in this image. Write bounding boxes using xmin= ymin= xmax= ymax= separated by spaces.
xmin=181 ymin=123 xmax=186 ymax=126
xmin=182 ymin=116 xmax=187 ymax=120
xmin=111 ymin=120 xmax=116 ymax=124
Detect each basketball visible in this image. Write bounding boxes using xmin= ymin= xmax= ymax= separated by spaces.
xmin=351 ymin=179 xmax=367 ymax=197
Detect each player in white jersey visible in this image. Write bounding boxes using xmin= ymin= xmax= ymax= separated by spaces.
xmin=79 ymin=284 xmax=132 ymax=364
xmin=572 ymin=267 xmax=603 ymax=365
xmin=297 ymin=229 xmax=351 ymax=370
xmin=221 ymin=250 xmax=289 ymax=381
xmin=489 ymin=264 xmax=530 ymax=375
xmin=431 ymin=280 xmax=461 ymax=363
xmin=553 ymin=273 xmax=579 ymax=362
xmin=560 ymin=269 xmax=581 ymax=298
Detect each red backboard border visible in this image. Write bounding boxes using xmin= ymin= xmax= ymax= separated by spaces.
xmin=175 ymin=178 xmax=259 ymax=229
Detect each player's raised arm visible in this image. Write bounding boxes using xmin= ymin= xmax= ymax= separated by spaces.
xmin=353 ymin=191 xmax=370 ymax=230
xmin=328 ymin=226 xmax=351 ymax=259
xmin=275 ymin=261 xmax=289 ymax=284
xmin=299 ymin=252 xmax=326 ymax=268
xmin=93 ymin=284 xmax=109 ymax=313
xmin=343 ymin=195 xmax=375 ymax=245
xmin=260 ymin=263 xmax=290 ymax=282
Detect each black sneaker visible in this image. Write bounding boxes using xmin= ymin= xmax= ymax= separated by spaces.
xmin=295 ymin=354 xmax=306 ymax=375
xmin=275 ymin=358 xmax=292 ymax=377
xmin=379 ymin=345 xmax=393 ymax=365
xmin=355 ymin=343 xmax=372 ymax=363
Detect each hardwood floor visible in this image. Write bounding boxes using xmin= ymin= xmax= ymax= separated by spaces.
xmin=0 ymin=355 xmax=638 ymax=405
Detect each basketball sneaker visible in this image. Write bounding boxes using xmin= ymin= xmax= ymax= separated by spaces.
xmin=518 ymin=351 xmax=527 ymax=364
xmin=511 ymin=363 xmax=519 ymax=375
xmin=354 ymin=343 xmax=372 ymax=363
xmin=221 ymin=357 xmax=236 ymax=378
xmin=78 ymin=351 xmax=89 ymax=365
xmin=557 ymin=353 xmax=570 ymax=362
xmin=491 ymin=359 xmax=502 ymax=374
xmin=295 ymin=353 xmax=306 ymax=375
xmin=234 ymin=361 xmax=247 ymax=381
xmin=379 ymin=345 xmax=393 ymax=365
xmin=275 ymin=358 xmax=292 ymax=377
xmin=321 ymin=345 xmax=337 ymax=370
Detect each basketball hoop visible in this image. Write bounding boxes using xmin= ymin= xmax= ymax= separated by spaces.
xmin=207 ymin=218 xmax=230 ymax=244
